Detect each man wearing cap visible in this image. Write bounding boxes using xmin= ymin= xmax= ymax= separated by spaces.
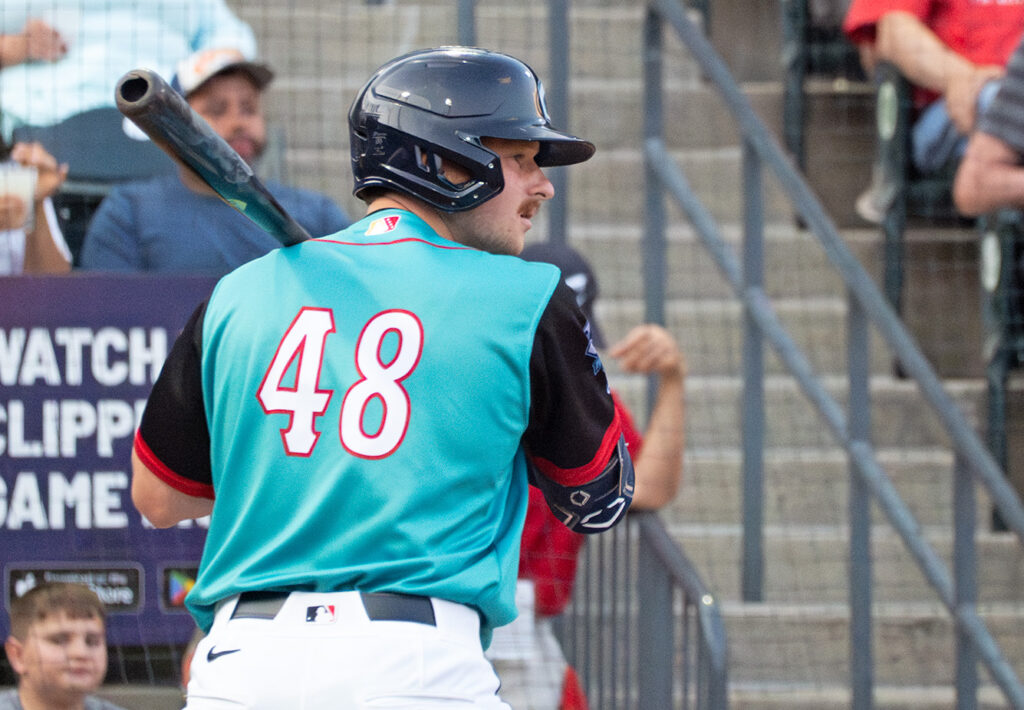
xmin=487 ymin=241 xmax=688 ymax=710
xmin=79 ymin=48 xmax=349 ymax=274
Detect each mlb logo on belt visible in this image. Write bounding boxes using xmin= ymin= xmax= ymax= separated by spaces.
xmin=306 ymin=605 xmax=336 ymax=623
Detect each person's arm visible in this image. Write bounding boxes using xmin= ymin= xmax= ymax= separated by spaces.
xmin=524 ymin=280 xmax=634 ymax=533
xmin=22 ymin=198 xmax=70 ymax=274
xmin=0 ymin=19 xmax=66 ymax=67
xmin=131 ymin=303 xmax=215 ymax=527
xmin=875 ymin=11 xmax=1004 ymax=133
xmin=10 ymin=142 xmax=71 ymax=274
xmin=953 ymin=131 xmax=1024 ymax=215
xmin=610 ymin=324 xmax=686 ymax=510
xmin=132 ymin=447 xmax=214 ymax=527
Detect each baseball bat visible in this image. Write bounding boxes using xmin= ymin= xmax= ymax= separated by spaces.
xmin=115 ymin=68 xmax=310 ymax=246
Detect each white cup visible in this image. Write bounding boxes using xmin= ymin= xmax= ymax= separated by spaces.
xmin=0 ymin=162 xmax=38 ymax=232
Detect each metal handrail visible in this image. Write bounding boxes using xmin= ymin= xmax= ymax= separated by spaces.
xmin=644 ymin=0 xmax=1024 ymax=706
xmin=560 ymin=512 xmax=729 ymax=710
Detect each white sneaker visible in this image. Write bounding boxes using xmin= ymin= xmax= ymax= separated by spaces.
xmin=854 ymin=167 xmax=897 ymax=224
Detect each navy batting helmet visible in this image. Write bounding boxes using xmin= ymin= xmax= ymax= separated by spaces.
xmin=348 ymin=46 xmax=595 ymax=212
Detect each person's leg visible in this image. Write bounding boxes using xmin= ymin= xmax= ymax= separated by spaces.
xmin=912 ymin=80 xmax=1002 ymax=174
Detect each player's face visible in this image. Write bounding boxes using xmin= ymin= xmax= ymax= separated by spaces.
xmin=5 ymin=612 xmax=108 ymax=703
xmin=188 ymin=73 xmax=268 ymax=166
xmin=440 ymin=138 xmax=555 ymax=256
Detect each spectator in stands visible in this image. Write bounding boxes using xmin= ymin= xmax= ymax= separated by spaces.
xmin=1 ymin=582 xmax=125 ymax=710
xmin=80 ymin=49 xmax=350 ymax=274
xmin=842 ymin=0 xmax=1024 ymax=222
xmin=953 ymin=35 xmax=1024 ymax=217
xmin=179 ymin=626 xmax=205 ymax=693
xmin=0 ymin=141 xmax=71 ymax=274
xmin=487 ymin=242 xmax=687 ymax=710
xmin=0 ymin=0 xmax=256 ymax=143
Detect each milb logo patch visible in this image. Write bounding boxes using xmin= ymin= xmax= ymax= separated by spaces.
xmin=365 ymin=215 xmax=400 ymax=235
xmin=306 ymin=604 xmax=336 ymax=623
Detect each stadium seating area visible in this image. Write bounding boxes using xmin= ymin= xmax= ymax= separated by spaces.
xmin=3 ymin=1 xmax=1024 ymax=707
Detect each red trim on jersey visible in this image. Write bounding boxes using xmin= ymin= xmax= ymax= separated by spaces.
xmin=528 ymin=406 xmax=623 ymax=487
xmin=316 ymin=236 xmax=471 ymax=250
xmin=133 ymin=430 xmax=215 ymax=500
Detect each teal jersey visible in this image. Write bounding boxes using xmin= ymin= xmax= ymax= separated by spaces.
xmin=136 ymin=209 xmax=626 ymax=646
xmin=193 ymin=211 xmax=562 ymax=640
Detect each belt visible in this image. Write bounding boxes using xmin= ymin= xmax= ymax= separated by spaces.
xmin=231 ymin=590 xmax=437 ymax=626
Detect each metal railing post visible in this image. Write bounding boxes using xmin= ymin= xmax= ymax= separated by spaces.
xmin=456 ymin=0 xmax=476 ymax=45
xmin=847 ymin=292 xmax=874 ymax=710
xmin=741 ymin=138 xmax=765 ymax=602
xmin=638 ymin=535 xmax=675 ymax=707
xmin=953 ymin=453 xmax=979 ymax=710
xmin=546 ymin=0 xmax=570 ymax=245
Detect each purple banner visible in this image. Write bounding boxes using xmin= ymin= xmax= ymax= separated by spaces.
xmin=1 ymin=274 xmax=218 ymax=646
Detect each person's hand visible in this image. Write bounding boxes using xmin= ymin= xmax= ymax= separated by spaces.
xmin=945 ymin=64 xmax=1004 ymax=135
xmin=10 ymin=141 xmax=68 ymax=201
xmin=608 ymin=324 xmax=687 ymax=381
xmin=0 ymin=195 xmax=29 ymax=230
xmin=20 ymin=18 xmax=67 ymax=62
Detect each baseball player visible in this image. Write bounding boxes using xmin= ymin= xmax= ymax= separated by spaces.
xmin=130 ymin=46 xmax=634 ymax=708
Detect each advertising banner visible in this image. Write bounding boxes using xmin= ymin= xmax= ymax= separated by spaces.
xmin=1 ymin=274 xmax=217 ymax=646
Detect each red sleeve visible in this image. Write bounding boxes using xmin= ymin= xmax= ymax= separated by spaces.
xmin=843 ymin=0 xmax=931 ymax=45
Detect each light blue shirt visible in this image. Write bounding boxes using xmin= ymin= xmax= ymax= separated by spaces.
xmin=0 ymin=689 xmax=126 ymax=710
xmin=0 ymin=0 xmax=256 ymax=140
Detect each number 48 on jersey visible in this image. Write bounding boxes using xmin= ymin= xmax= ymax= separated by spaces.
xmin=256 ymin=307 xmax=424 ymax=460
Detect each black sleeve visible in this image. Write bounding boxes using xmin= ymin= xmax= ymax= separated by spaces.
xmin=523 ymin=280 xmax=621 ymax=487
xmin=136 ymin=301 xmax=213 ymax=490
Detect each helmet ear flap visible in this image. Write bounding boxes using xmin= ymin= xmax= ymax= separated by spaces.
xmin=352 ymin=120 xmax=504 ymax=211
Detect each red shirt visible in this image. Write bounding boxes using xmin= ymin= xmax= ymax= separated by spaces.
xmin=518 ymin=393 xmax=643 ymax=617
xmin=844 ymin=0 xmax=1024 ymax=105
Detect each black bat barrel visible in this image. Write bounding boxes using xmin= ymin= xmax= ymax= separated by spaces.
xmin=115 ymin=69 xmax=310 ymax=246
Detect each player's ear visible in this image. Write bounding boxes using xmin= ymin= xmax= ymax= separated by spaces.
xmin=438 ymin=155 xmax=472 ymax=187
xmin=5 ymin=635 xmax=26 ymax=676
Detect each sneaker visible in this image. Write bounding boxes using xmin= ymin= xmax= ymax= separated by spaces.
xmin=855 ymin=167 xmax=897 ymax=224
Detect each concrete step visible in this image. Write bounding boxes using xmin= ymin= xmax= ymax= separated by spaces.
xmin=240 ymin=5 xmax=700 ymax=84
xmin=669 ymin=525 xmax=1024 ymax=604
xmin=599 ymin=296 xmax=895 ymax=377
xmin=729 ymin=683 xmax=1014 ymax=710
xmin=238 ymin=4 xmax=465 ymax=81
xmin=666 ymin=448 xmax=987 ymax=528
xmin=560 ymin=223 xmax=883 ymax=300
xmin=612 ymin=374 xmax=985 ymax=451
xmin=721 ymin=602 xmax=1024 ymax=687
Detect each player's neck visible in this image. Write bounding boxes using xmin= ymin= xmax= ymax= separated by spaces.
xmin=366 ymin=194 xmax=455 ymax=242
